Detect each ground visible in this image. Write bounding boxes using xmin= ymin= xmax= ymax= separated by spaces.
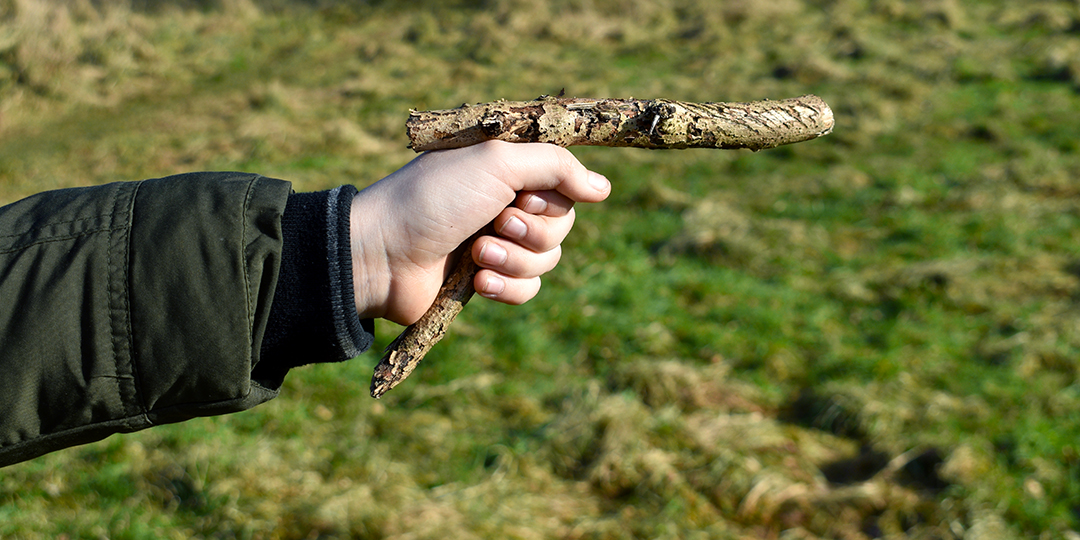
xmin=1 ymin=0 xmax=1079 ymax=538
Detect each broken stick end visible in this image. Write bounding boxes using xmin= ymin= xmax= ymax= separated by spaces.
xmin=370 ymin=352 xmax=408 ymax=398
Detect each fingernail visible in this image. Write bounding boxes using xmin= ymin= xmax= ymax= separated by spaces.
xmin=522 ymin=194 xmax=547 ymax=214
xmin=588 ymin=171 xmax=610 ymax=192
xmin=500 ymin=216 xmax=527 ymax=240
xmin=479 ymin=242 xmax=508 ymax=266
xmin=479 ymin=275 xmax=505 ymax=298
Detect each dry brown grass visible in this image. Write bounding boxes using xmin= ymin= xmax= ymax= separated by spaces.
xmin=3 ymin=0 xmax=1080 ymax=538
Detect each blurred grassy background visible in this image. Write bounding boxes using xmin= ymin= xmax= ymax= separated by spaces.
xmin=2 ymin=0 xmax=1080 ymax=538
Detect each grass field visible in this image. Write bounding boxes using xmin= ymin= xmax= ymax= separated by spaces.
xmin=2 ymin=0 xmax=1080 ymax=538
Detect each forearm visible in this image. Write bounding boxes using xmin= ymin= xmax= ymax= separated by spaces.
xmin=0 ymin=173 xmax=372 ymax=467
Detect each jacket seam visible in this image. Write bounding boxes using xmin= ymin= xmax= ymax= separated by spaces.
xmin=0 ymin=215 xmax=109 ymax=240
xmin=117 ymin=181 xmax=148 ymax=418
xmin=0 ymin=226 xmax=122 ymax=255
xmin=241 ymin=176 xmax=259 ymax=388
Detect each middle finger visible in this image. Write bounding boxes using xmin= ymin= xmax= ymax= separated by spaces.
xmin=516 ymin=190 xmax=575 ymax=217
xmin=494 ymin=206 xmax=576 ymax=254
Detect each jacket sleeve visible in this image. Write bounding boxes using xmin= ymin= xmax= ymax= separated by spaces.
xmin=0 ymin=172 xmax=371 ymax=467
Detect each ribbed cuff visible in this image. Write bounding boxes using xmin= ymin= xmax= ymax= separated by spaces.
xmin=256 ymin=185 xmax=374 ymax=384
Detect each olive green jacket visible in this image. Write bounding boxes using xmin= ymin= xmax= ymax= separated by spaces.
xmin=0 ymin=173 xmax=368 ymax=467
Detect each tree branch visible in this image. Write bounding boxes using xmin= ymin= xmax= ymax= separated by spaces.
xmin=406 ymin=94 xmax=834 ymax=152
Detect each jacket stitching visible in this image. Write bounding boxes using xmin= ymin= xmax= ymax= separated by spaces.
xmin=0 ymin=226 xmax=122 ymax=255
xmin=0 ymin=215 xmax=109 ymax=240
xmin=119 ymin=181 xmax=147 ymax=417
xmin=241 ymin=177 xmax=258 ymax=383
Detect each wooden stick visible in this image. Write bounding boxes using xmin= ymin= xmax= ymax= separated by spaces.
xmin=406 ymin=94 xmax=833 ymax=152
xmin=370 ymin=94 xmax=834 ymax=398
xmin=369 ymin=234 xmax=481 ymax=399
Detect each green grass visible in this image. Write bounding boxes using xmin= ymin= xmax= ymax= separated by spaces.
xmin=3 ymin=0 xmax=1080 ymax=538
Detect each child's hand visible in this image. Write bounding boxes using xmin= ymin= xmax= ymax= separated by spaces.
xmin=350 ymin=140 xmax=611 ymax=326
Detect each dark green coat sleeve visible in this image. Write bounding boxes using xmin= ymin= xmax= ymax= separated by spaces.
xmin=0 ymin=172 xmax=293 ymax=467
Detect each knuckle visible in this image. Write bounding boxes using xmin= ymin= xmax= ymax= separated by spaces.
xmin=475 ymin=140 xmax=517 ymax=176
xmin=546 ymin=246 xmax=563 ymax=272
xmin=555 ymin=148 xmax=585 ymax=181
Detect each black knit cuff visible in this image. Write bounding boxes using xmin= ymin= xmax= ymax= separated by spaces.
xmin=256 ymin=185 xmax=374 ymax=384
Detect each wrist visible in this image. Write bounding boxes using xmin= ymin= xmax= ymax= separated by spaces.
xmin=350 ymin=191 xmax=392 ymax=320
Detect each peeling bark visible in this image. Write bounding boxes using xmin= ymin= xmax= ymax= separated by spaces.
xmin=371 ymin=95 xmax=835 ymax=398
